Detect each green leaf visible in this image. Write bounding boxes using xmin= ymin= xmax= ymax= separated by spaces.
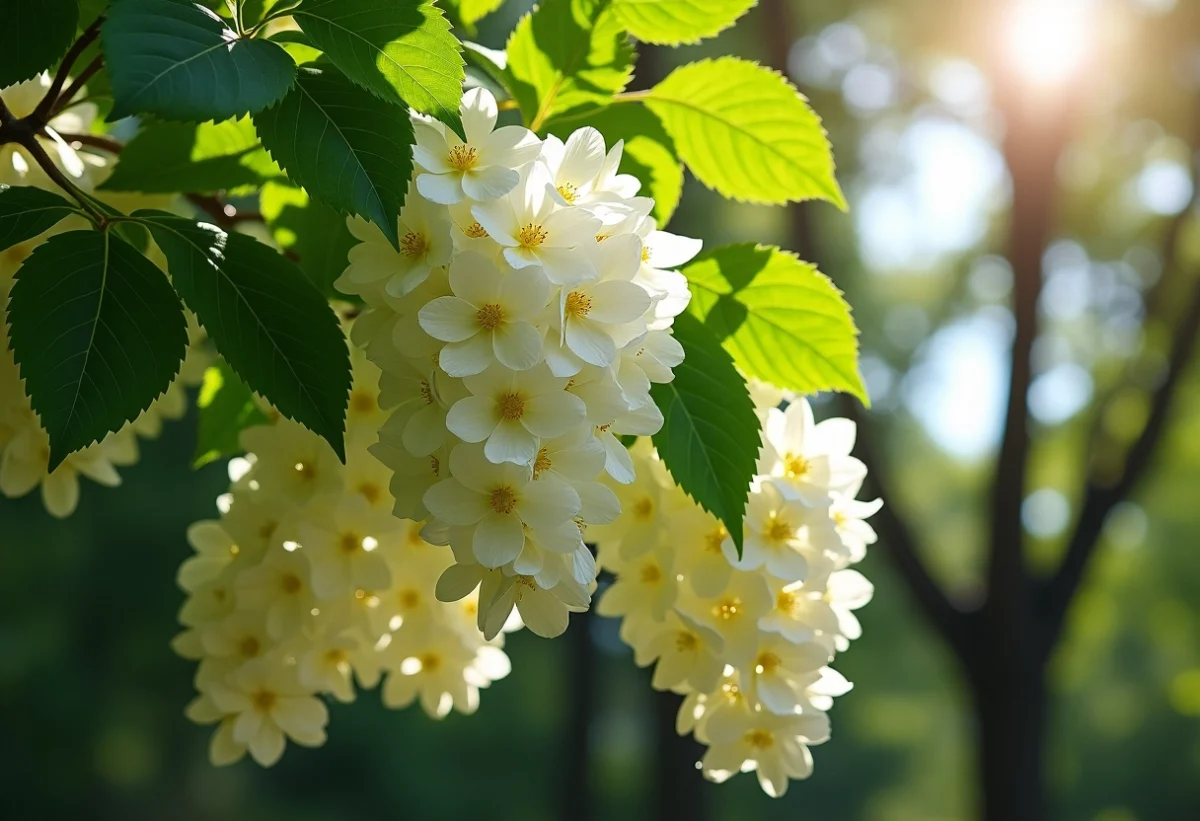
xmin=642 ymin=57 xmax=846 ymax=208
xmin=0 ymin=186 xmax=81 ymax=251
xmin=102 ymin=0 xmax=296 ymax=122
xmin=0 ymin=0 xmax=79 ymax=88
xmin=462 ymin=40 xmax=514 ymax=93
xmin=99 ymin=118 xmax=282 ymax=195
xmin=193 ymin=359 xmax=270 ymax=468
xmin=260 ymin=182 xmax=358 ymax=300
xmin=649 ymin=312 xmax=760 ymax=554
xmin=683 ymin=244 xmax=867 ymax=403
xmin=457 ymin=0 xmax=506 ymax=27
xmin=6 ymin=229 xmax=187 ymax=468
xmin=506 ymin=0 xmax=635 ymax=129
xmin=610 ymin=0 xmax=755 ymax=45
xmin=547 ymin=104 xmax=682 ymax=226
xmin=135 ymin=211 xmax=351 ymax=459
xmin=254 ymin=67 xmax=414 ymax=250
xmin=292 ymin=0 xmax=465 ymax=135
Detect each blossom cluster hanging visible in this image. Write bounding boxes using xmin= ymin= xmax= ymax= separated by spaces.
xmin=339 ymin=87 xmax=701 ymax=639
xmin=174 ymin=346 xmax=515 ymax=767
xmin=0 ymin=74 xmax=208 ymax=518
xmin=592 ymin=392 xmax=881 ymax=798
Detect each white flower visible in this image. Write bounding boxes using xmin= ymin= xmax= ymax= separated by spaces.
xmin=701 ymin=707 xmax=830 ymax=798
xmin=741 ymin=635 xmax=831 ymax=715
xmin=635 ymin=228 xmax=701 ymax=327
xmin=413 ymin=88 xmax=541 ymax=204
xmin=297 ymin=494 xmax=399 ymax=598
xmin=446 ymin=363 xmax=585 ymax=466
xmin=760 ymin=400 xmax=867 ymax=505
xmin=341 ymin=190 xmax=453 ymax=298
xmin=210 ymin=659 xmax=329 ymax=766
xmin=418 ymin=252 xmax=549 ymax=375
xmin=643 ymin=610 xmax=726 ymax=694
xmin=424 ymin=444 xmax=581 ymax=568
xmin=727 ymin=480 xmax=812 ymax=581
xmin=472 ymin=163 xmax=602 ymax=285
xmin=540 ymin=127 xmax=608 ymax=207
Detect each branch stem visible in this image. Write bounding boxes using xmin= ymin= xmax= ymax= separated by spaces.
xmin=32 ymin=15 xmax=105 ymax=125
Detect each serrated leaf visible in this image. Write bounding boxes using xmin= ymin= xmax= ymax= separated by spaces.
xmin=193 ymin=359 xmax=270 ymax=468
xmin=462 ymin=40 xmax=514 ymax=93
xmin=506 ymin=0 xmax=634 ymax=130
xmin=0 ymin=186 xmax=82 ymax=251
xmin=610 ymin=0 xmax=755 ymax=45
xmin=0 ymin=0 xmax=79 ymax=88
xmin=642 ymin=57 xmax=845 ymax=208
xmin=546 ymin=104 xmax=682 ymax=226
xmin=99 ymin=118 xmax=282 ymax=195
xmin=649 ymin=312 xmax=760 ymax=553
xmin=684 ymin=243 xmax=867 ymax=403
xmin=457 ymin=0 xmax=506 ymax=27
xmin=102 ymin=0 xmax=296 ymax=122
xmin=292 ymin=0 xmax=465 ymax=135
xmin=135 ymin=211 xmax=350 ymax=459
xmin=254 ymin=67 xmax=413 ymax=249
xmin=260 ymin=182 xmax=358 ymax=300
xmin=6 ymin=229 xmax=187 ymax=467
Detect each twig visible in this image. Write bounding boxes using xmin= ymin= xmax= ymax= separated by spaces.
xmin=32 ymin=16 xmax=105 ymax=125
xmin=19 ymin=133 xmax=104 ymax=221
xmin=0 ymin=95 xmax=14 ymax=126
xmin=185 ymin=193 xmax=263 ymax=227
xmin=57 ymin=132 xmax=122 ymax=154
xmin=52 ymin=56 xmax=103 ymax=118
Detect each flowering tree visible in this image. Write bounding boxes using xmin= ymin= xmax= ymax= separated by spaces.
xmin=0 ymin=0 xmax=874 ymax=802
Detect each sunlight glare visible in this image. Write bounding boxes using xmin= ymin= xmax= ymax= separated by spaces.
xmin=1004 ymin=0 xmax=1093 ymax=87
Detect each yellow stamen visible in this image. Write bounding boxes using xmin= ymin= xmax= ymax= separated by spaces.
xmin=400 ymin=231 xmax=428 ymax=258
xmin=755 ymin=651 xmax=781 ymax=675
xmin=745 ymin=729 xmax=774 ymax=750
xmin=676 ymin=631 xmax=699 ymax=652
xmin=705 ymin=525 xmax=728 ymax=553
xmin=518 ymin=223 xmax=548 ymax=248
xmin=448 ymin=144 xmax=478 ymax=171
xmin=640 ymin=563 xmax=662 ymax=584
xmin=633 ymin=497 xmax=654 ymax=520
xmin=564 ymin=290 xmax=592 ymax=318
xmin=713 ymin=597 xmax=743 ymax=621
xmin=490 ymin=486 xmax=517 ymax=514
xmin=556 ymin=183 xmax=578 ymax=203
xmin=784 ymin=453 xmax=809 ymax=479
xmin=497 ymin=390 xmax=525 ymax=420
xmin=476 ymin=303 xmax=505 ymax=330
xmin=252 ymin=689 xmax=276 ymax=713
xmin=533 ymin=447 xmax=552 ymax=479
xmin=464 ymin=221 xmax=488 ymax=238
xmin=339 ymin=532 xmax=361 ymax=554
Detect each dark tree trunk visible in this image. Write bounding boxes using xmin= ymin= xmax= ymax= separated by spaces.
xmin=653 ymin=688 xmax=710 ymax=821
xmin=970 ymin=659 xmax=1049 ymax=821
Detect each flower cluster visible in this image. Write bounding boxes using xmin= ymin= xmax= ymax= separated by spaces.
xmin=592 ymin=393 xmax=881 ymax=798
xmin=0 ymin=74 xmax=209 ymax=518
xmin=339 ymin=88 xmax=700 ymax=638
xmin=174 ymin=346 xmax=514 ymax=767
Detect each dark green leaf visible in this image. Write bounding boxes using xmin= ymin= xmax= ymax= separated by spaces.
xmin=6 ymin=229 xmax=187 ymax=468
xmin=136 ymin=211 xmax=351 ymax=459
xmin=102 ymin=0 xmax=296 ymax=122
xmin=649 ymin=312 xmax=760 ymax=554
xmin=193 ymin=359 xmax=270 ymax=468
xmin=254 ymin=67 xmax=413 ymax=249
xmin=0 ymin=186 xmax=82 ymax=251
xmin=292 ymin=0 xmax=465 ymax=135
xmin=506 ymin=0 xmax=634 ymax=130
xmin=0 ymin=0 xmax=79 ymax=88
xmin=260 ymin=182 xmax=358 ymax=300
xmin=684 ymin=244 xmax=867 ymax=403
xmin=99 ymin=118 xmax=282 ymax=194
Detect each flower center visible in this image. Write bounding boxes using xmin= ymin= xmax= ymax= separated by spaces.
xmin=240 ymin=636 xmax=261 ymax=658
xmin=358 ymin=482 xmax=383 ymax=505
xmin=350 ymin=389 xmax=376 ymax=415
xmin=641 ymin=245 xmax=651 ymax=262
xmin=339 ymin=532 xmax=362 ymax=554
xmin=325 ymin=649 xmax=348 ymax=666
xmin=765 ymin=513 xmax=793 ymax=543
xmin=594 ymin=232 xmax=611 ymax=242
xmin=784 ymin=453 xmax=809 ymax=479
xmin=490 ymin=485 xmax=518 ymax=514
xmin=497 ymin=390 xmax=525 ymax=420
xmin=755 ymin=651 xmax=782 ymax=675
xmin=633 ymin=496 xmax=654 ymax=520
xmin=399 ymin=588 xmax=421 ymax=609
xmin=676 ymin=631 xmax=699 ymax=652
xmin=400 ymin=231 xmax=428 ymax=258
xmin=251 ymin=688 xmax=277 ymax=713
xmin=564 ymin=290 xmax=592 ymax=318
xmin=518 ymin=223 xmax=548 ymax=248
xmin=556 ymin=183 xmax=578 ymax=203
xmin=281 ymin=573 xmax=302 ymax=594
xmin=464 ymin=221 xmax=489 ymax=238
xmin=419 ymin=379 xmax=434 ymax=405
xmin=448 ymin=144 xmax=478 ymax=171
xmin=745 ymin=729 xmax=774 ymax=750
xmin=419 ymin=651 xmax=442 ymax=672
xmin=640 ymin=562 xmax=662 ymax=584
xmin=259 ymin=520 xmax=279 ymax=540
xmin=476 ymin=303 xmax=505 ymax=330
xmin=429 ymin=455 xmax=440 ymax=476
xmin=713 ymin=597 xmax=743 ymax=621
xmin=294 ymin=461 xmax=316 ymax=481
xmin=533 ymin=447 xmax=552 ymax=478
xmin=705 ymin=525 xmax=728 ymax=553
xmin=776 ymin=590 xmax=799 ymax=614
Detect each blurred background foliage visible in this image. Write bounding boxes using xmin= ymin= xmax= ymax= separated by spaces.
xmin=4 ymin=0 xmax=1200 ymax=819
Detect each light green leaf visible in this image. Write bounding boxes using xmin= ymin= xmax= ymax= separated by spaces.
xmin=610 ymin=0 xmax=755 ymax=45
xmin=136 ymin=211 xmax=351 ymax=460
xmin=683 ymin=244 xmax=866 ymax=403
xmin=456 ymin=0 xmax=507 ymax=27
xmin=260 ymin=182 xmax=358 ymax=300
xmin=193 ymin=360 xmax=270 ymax=468
xmin=0 ymin=0 xmax=79 ymax=88
xmin=6 ymin=229 xmax=187 ymax=468
xmin=642 ymin=57 xmax=845 ymax=207
xmin=99 ymin=118 xmax=282 ymax=195
xmin=254 ymin=67 xmax=414 ymax=249
xmin=462 ymin=40 xmax=513 ymax=93
xmin=547 ymin=104 xmax=682 ymax=226
xmin=102 ymin=0 xmax=296 ymax=122
xmin=506 ymin=0 xmax=634 ymax=130
xmin=0 ymin=186 xmax=81 ymax=251
xmin=292 ymin=0 xmax=465 ymax=135
xmin=650 ymin=312 xmax=760 ymax=554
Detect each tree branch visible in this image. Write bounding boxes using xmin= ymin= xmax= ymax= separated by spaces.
xmin=32 ymin=15 xmax=104 ymax=125
xmin=52 ymin=56 xmax=103 ymax=118
xmin=57 ymin=132 xmax=122 ymax=154
xmin=1042 ymin=145 xmax=1200 ymax=638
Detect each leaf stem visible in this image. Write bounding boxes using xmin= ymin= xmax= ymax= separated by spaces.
xmin=32 ymin=15 xmax=105 ymax=126
xmin=52 ymin=56 xmax=104 ymax=118
xmin=613 ymin=90 xmax=650 ymax=103
xmin=19 ymin=133 xmax=106 ymax=223
xmin=56 ymin=132 xmax=123 ymax=155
